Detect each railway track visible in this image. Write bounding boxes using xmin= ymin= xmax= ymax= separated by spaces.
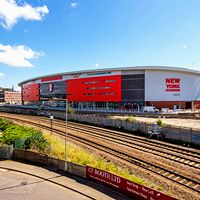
xmin=0 ymin=113 xmax=200 ymax=194
xmin=9 ymin=114 xmax=200 ymax=170
xmin=55 ymin=121 xmax=200 ymax=169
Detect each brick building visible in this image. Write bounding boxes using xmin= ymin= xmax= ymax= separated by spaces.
xmin=0 ymin=87 xmax=21 ymax=104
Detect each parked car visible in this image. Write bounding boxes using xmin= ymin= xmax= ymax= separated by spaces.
xmin=142 ymin=106 xmax=159 ymax=113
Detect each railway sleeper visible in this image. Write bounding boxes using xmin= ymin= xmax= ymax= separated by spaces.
xmin=193 ymin=184 xmax=200 ymax=190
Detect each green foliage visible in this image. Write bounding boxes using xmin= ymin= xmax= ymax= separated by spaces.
xmin=1 ymin=125 xmax=34 ymax=145
xmin=0 ymin=118 xmax=13 ymax=131
xmin=0 ymin=118 xmax=50 ymax=153
xmin=125 ymin=116 xmax=136 ymax=123
xmin=68 ymin=106 xmax=75 ymax=114
xmin=24 ymin=132 xmax=51 ymax=153
xmin=156 ymin=119 xmax=163 ymax=126
xmin=106 ymin=115 xmax=112 ymax=119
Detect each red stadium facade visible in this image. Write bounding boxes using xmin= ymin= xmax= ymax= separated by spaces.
xmin=66 ymin=75 xmax=121 ymax=102
xmin=22 ymin=83 xmax=40 ymax=102
xmin=19 ymin=66 xmax=200 ymax=110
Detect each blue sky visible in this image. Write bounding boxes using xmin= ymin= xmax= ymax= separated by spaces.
xmin=0 ymin=0 xmax=200 ymax=90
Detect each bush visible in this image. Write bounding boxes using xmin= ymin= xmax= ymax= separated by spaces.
xmin=0 ymin=118 xmax=13 ymax=131
xmin=68 ymin=106 xmax=75 ymax=114
xmin=0 ymin=120 xmax=50 ymax=153
xmin=156 ymin=119 xmax=163 ymax=126
xmin=1 ymin=125 xmax=38 ymax=145
xmin=106 ymin=115 xmax=112 ymax=119
xmin=24 ymin=132 xmax=51 ymax=153
xmin=125 ymin=116 xmax=136 ymax=123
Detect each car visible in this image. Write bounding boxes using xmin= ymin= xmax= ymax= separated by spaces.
xmin=142 ymin=106 xmax=159 ymax=113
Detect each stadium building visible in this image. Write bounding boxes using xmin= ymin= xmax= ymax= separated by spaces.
xmin=19 ymin=66 xmax=200 ymax=110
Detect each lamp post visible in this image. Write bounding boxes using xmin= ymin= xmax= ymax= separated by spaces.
xmin=64 ymin=99 xmax=68 ymax=171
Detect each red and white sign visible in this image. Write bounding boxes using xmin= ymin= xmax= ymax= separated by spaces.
xmin=166 ymin=78 xmax=180 ymax=92
xmin=86 ymin=166 xmax=176 ymax=200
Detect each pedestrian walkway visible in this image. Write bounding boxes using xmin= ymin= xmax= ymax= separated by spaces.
xmin=0 ymin=160 xmax=131 ymax=200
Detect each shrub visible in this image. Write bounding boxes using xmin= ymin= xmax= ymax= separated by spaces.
xmin=0 ymin=125 xmax=33 ymax=145
xmin=0 ymin=118 xmax=13 ymax=131
xmin=126 ymin=116 xmax=136 ymax=123
xmin=156 ymin=119 xmax=163 ymax=126
xmin=106 ymin=115 xmax=112 ymax=119
xmin=0 ymin=121 xmax=50 ymax=153
xmin=24 ymin=132 xmax=51 ymax=153
xmin=68 ymin=106 xmax=75 ymax=114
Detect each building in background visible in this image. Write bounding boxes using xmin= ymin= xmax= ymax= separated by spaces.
xmin=0 ymin=87 xmax=21 ymax=104
xmin=18 ymin=66 xmax=200 ymax=110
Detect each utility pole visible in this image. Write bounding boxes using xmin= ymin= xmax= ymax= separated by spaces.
xmin=64 ymin=99 xmax=68 ymax=171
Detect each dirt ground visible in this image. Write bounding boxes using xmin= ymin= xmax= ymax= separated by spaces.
xmin=113 ymin=116 xmax=200 ymax=130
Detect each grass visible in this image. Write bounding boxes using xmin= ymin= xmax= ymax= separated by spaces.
xmin=44 ymin=133 xmax=165 ymax=191
xmin=156 ymin=119 xmax=164 ymax=126
xmin=125 ymin=116 xmax=136 ymax=122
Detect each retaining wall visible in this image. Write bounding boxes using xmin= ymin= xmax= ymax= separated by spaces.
xmin=0 ymin=145 xmax=13 ymax=159
xmin=13 ymin=149 xmax=86 ymax=178
xmin=67 ymin=114 xmax=200 ymax=146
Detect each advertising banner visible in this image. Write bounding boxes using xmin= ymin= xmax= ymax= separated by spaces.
xmin=86 ymin=166 xmax=176 ymax=200
xmin=40 ymin=81 xmax=66 ymax=98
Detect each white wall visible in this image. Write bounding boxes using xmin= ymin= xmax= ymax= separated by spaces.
xmin=145 ymin=70 xmax=200 ymax=101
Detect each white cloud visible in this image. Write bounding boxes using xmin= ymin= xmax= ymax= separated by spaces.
xmin=0 ymin=72 xmax=5 ymax=77
xmin=182 ymin=45 xmax=188 ymax=49
xmin=95 ymin=63 xmax=99 ymax=68
xmin=0 ymin=44 xmax=44 ymax=67
xmin=0 ymin=0 xmax=49 ymax=29
xmin=70 ymin=2 xmax=78 ymax=9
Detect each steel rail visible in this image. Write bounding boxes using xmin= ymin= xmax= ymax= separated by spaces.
xmin=1 ymin=114 xmax=200 ymax=194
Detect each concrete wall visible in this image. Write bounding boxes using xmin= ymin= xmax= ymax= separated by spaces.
xmin=13 ymin=149 xmax=86 ymax=178
xmin=0 ymin=145 xmax=13 ymax=159
xmin=67 ymin=114 xmax=200 ymax=146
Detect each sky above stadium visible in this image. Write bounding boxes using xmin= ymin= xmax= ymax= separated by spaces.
xmin=0 ymin=0 xmax=200 ymax=90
